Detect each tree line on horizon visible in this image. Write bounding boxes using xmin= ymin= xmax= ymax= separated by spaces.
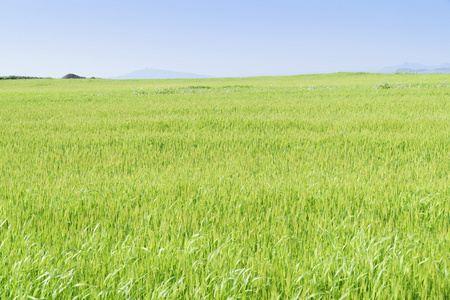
xmin=0 ymin=75 xmax=52 ymax=80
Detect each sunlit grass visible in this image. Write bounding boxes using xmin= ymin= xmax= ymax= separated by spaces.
xmin=0 ymin=73 xmax=449 ymax=298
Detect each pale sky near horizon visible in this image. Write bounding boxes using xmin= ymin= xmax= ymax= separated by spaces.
xmin=1 ymin=0 xmax=450 ymax=78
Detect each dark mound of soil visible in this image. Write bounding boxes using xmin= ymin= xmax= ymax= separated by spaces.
xmin=62 ymin=73 xmax=86 ymax=79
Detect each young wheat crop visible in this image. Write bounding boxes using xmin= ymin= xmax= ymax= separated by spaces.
xmin=0 ymin=73 xmax=448 ymax=299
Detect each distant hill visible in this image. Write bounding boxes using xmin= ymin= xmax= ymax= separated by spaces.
xmin=110 ymin=68 xmax=213 ymax=80
xmin=62 ymin=73 xmax=86 ymax=79
xmin=380 ymin=63 xmax=450 ymax=74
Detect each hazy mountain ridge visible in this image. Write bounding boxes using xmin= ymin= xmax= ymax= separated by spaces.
xmin=380 ymin=63 xmax=450 ymax=74
xmin=110 ymin=68 xmax=214 ymax=79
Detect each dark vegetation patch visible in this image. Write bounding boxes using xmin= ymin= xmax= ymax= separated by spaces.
xmin=188 ymin=86 xmax=212 ymax=89
xmin=62 ymin=73 xmax=86 ymax=79
xmin=0 ymin=76 xmax=52 ymax=80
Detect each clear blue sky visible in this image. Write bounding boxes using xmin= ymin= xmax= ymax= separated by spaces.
xmin=1 ymin=0 xmax=450 ymax=78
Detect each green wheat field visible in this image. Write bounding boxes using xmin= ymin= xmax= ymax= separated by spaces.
xmin=0 ymin=73 xmax=449 ymax=299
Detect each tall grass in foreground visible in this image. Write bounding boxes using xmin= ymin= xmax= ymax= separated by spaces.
xmin=0 ymin=73 xmax=449 ymax=299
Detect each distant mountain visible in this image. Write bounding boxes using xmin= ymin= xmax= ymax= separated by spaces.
xmin=380 ymin=63 xmax=450 ymax=74
xmin=110 ymin=68 xmax=213 ymax=79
